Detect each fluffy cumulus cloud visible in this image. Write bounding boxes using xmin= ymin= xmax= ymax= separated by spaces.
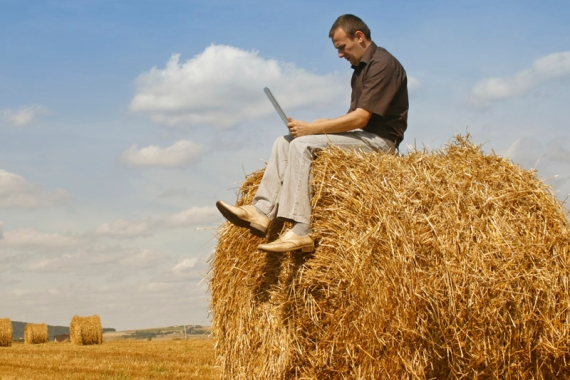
xmin=499 ymin=138 xmax=570 ymax=199
xmin=0 ymin=104 xmax=49 ymax=127
xmin=120 ymin=140 xmax=205 ymax=168
xmin=0 ymin=205 xmax=219 ymax=253
xmin=500 ymin=138 xmax=544 ymax=169
xmin=93 ymin=217 xmax=155 ymax=239
xmin=469 ymin=51 xmax=570 ymax=107
xmin=149 ymin=256 xmax=205 ymax=284
xmin=129 ymin=44 xmax=347 ymax=129
xmin=0 ymin=169 xmax=70 ymax=209
xmin=119 ymin=249 xmax=170 ymax=269
xmin=26 ymin=246 xmax=169 ymax=274
xmin=92 ymin=206 xmax=221 ymax=239
xmin=549 ymin=139 xmax=570 ymax=163
xmin=172 ymin=258 xmax=198 ymax=274
xmin=161 ymin=206 xmax=221 ymax=227
xmin=0 ymin=228 xmax=80 ymax=250
xmin=407 ymin=76 xmax=422 ymax=94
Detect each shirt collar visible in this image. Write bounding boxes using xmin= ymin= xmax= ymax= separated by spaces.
xmin=351 ymin=41 xmax=377 ymax=70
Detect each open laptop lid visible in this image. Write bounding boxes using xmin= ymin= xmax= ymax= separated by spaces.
xmin=263 ymin=87 xmax=289 ymax=126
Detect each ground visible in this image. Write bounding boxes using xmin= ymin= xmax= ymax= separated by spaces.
xmin=0 ymin=336 xmax=218 ymax=379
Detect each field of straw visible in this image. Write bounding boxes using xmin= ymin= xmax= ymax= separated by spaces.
xmin=24 ymin=323 xmax=48 ymax=344
xmin=70 ymin=315 xmax=103 ymax=345
xmin=210 ymin=135 xmax=570 ymax=379
xmin=0 ymin=318 xmax=12 ymax=347
xmin=0 ymin=338 xmax=217 ymax=379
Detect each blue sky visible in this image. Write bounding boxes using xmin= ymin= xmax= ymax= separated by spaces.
xmin=1 ymin=0 xmax=569 ymax=330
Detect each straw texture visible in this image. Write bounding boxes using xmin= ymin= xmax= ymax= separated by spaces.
xmin=210 ymin=135 xmax=570 ymax=379
xmin=0 ymin=318 xmax=12 ymax=347
xmin=70 ymin=315 xmax=103 ymax=345
xmin=24 ymin=323 xmax=48 ymax=344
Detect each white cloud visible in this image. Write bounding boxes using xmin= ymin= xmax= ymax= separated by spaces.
xmin=500 ymin=138 xmax=543 ymax=168
xmin=0 ymin=169 xmax=70 ymax=209
xmin=93 ymin=217 xmax=155 ymax=239
xmin=91 ymin=206 xmax=221 ymax=240
xmin=172 ymin=258 xmax=198 ymax=273
xmin=0 ymin=248 xmax=24 ymax=275
xmin=163 ymin=257 xmax=202 ymax=282
xmin=129 ymin=44 xmax=346 ymax=129
xmin=408 ymin=75 xmax=421 ymax=94
xmin=1 ymin=228 xmax=80 ymax=250
xmin=25 ymin=245 xmax=170 ymax=275
xmin=119 ymin=249 xmax=169 ymax=269
xmin=469 ymin=51 xmax=570 ymax=107
xmin=498 ymin=138 xmax=570 ymax=199
xmin=161 ymin=206 xmax=221 ymax=227
xmin=120 ymin=140 xmax=205 ymax=168
xmin=1 ymin=104 xmax=49 ymax=127
xmin=549 ymin=139 xmax=570 ymax=163
xmin=157 ymin=188 xmax=190 ymax=199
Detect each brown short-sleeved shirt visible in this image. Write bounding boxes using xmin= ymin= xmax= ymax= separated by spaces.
xmin=349 ymin=42 xmax=408 ymax=146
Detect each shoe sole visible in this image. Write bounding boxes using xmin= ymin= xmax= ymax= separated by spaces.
xmin=216 ymin=201 xmax=267 ymax=238
xmin=258 ymin=243 xmax=315 ymax=253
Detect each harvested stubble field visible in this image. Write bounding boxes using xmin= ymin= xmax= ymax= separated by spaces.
xmin=0 ymin=338 xmax=218 ymax=379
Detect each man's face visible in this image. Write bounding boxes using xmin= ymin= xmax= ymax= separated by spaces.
xmin=332 ymin=28 xmax=366 ymax=66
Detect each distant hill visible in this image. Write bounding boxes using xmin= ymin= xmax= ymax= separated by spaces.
xmin=103 ymin=325 xmax=211 ymax=342
xmin=10 ymin=321 xmax=115 ymax=341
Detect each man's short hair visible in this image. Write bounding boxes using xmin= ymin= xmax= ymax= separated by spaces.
xmin=329 ymin=14 xmax=371 ymax=40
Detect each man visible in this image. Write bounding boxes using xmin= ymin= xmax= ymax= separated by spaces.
xmin=216 ymin=14 xmax=408 ymax=253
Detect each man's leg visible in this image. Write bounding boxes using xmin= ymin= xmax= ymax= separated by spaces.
xmin=252 ymin=135 xmax=294 ymax=220
xmin=216 ymin=135 xmax=293 ymax=237
xmin=277 ymin=131 xmax=394 ymax=225
xmin=258 ymin=131 xmax=394 ymax=252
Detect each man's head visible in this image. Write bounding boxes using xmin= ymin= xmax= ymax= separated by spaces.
xmin=329 ymin=14 xmax=372 ymax=66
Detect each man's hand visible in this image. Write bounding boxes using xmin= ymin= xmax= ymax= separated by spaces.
xmin=286 ymin=108 xmax=372 ymax=138
xmin=287 ymin=118 xmax=314 ymax=138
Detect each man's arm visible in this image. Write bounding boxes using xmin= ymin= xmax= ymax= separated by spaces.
xmin=287 ymin=108 xmax=372 ymax=138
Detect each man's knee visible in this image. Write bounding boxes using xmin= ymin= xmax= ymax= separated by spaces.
xmin=272 ymin=134 xmax=294 ymax=150
xmin=288 ymin=136 xmax=324 ymax=158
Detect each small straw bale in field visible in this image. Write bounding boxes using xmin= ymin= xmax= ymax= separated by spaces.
xmin=24 ymin=323 xmax=48 ymax=344
xmin=210 ymin=135 xmax=570 ymax=379
xmin=0 ymin=318 xmax=12 ymax=347
xmin=70 ymin=315 xmax=103 ymax=345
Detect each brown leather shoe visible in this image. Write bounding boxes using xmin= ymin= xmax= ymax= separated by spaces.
xmin=216 ymin=200 xmax=270 ymax=237
xmin=257 ymin=230 xmax=314 ymax=253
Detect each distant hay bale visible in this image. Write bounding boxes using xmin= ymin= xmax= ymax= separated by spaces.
xmin=70 ymin=315 xmax=103 ymax=345
xmin=0 ymin=318 xmax=12 ymax=347
xmin=210 ymin=135 xmax=570 ymax=379
xmin=24 ymin=323 xmax=48 ymax=344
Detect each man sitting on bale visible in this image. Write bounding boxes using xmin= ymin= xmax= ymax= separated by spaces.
xmin=216 ymin=14 xmax=409 ymax=253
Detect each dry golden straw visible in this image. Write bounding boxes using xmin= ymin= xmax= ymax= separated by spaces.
xmin=210 ymin=135 xmax=570 ymax=379
xmin=24 ymin=323 xmax=48 ymax=345
xmin=70 ymin=315 xmax=103 ymax=345
xmin=0 ymin=318 xmax=12 ymax=347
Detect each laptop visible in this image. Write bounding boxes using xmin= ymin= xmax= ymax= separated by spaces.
xmin=263 ymin=87 xmax=289 ymax=126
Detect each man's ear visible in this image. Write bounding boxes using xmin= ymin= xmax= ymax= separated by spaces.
xmin=354 ymin=30 xmax=365 ymax=43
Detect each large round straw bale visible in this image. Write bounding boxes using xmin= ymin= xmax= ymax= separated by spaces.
xmin=24 ymin=323 xmax=48 ymax=344
xmin=210 ymin=135 xmax=570 ymax=379
xmin=70 ymin=315 xmax=103 ymax=345
xmin=0 ymin=318 xmax=12 ymax=347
